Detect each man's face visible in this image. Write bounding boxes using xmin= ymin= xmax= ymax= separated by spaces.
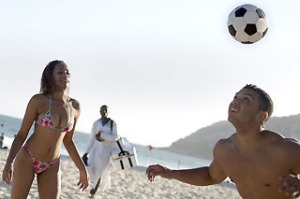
xmin=228 ymin=88 xmax=262 ymax=125
xmin=100 ymin=106 xmax=108 ymax=118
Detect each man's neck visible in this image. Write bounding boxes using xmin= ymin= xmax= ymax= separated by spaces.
xmin=101 ymin=117 xmax=109 ymax=124
xmin=234 ymin=121 xmax=264 ymax=135
xmin=234 ymin=127 xmax=265 ymax=156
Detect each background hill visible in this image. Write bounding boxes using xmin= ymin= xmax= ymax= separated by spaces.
xmin=2 ymin=113 xmax=300 ymax=162
xmin=164 ymin=114 xmax=300 ymax=160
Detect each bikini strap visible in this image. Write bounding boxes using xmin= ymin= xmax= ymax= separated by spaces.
xmin=68 ymin=99 xmax=73 ymax=120
xmin=48 ymin=96 xmax=52 ymax=112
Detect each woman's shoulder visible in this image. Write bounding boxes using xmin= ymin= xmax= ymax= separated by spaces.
xmin=24 ymin=94 xmax=49 ymax=112
xmin=29 ymin=93 xmax=48 ymax=103
xmin=69 ymin=97 xmax=80 ymax=110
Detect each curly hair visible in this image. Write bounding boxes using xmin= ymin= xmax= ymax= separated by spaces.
xmin=40 ymin=60 xmax=65 ymax=94
xmin=243 ymin=84 xmax=273 ymax=120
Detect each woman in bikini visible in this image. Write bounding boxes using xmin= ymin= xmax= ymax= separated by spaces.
xmin=2 ymin=60 xmax=89 ymax=198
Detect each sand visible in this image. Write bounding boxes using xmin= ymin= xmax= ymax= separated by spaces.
xmin=0 ymin=149 xmax=241 ymax=199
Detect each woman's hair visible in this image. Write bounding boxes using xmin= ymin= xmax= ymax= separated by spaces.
xmin=40 ymin=60 xmax=65 ymax=94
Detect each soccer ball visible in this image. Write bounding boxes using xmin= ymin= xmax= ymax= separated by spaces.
xmin=227 ymin=4 xmax=268 ymax=44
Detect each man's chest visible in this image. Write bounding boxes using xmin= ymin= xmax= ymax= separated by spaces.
xmin=219 ymin=150 xmax=286 ymax=187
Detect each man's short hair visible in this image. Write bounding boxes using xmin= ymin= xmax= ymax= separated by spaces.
xmin=243 ymin=84 xmax=273 ymax=120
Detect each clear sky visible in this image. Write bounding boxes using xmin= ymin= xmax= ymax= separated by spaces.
xmin=0 ymin=0 xmax=299 ymax=147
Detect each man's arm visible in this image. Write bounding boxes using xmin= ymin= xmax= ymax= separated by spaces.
xmin=146 ymin=159 xmax=227 ymax=186
xmin=85 ymin=120 xmax=98 ymax=153
xmin=146 ymin=138 xmax=229 ymax=186
xmin=279 ymin=138 xmax=300 ymax=198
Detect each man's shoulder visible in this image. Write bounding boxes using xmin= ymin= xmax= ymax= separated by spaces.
xmin=261 ymin=130 xmax=298 ymax=145
xmin=216 ymin=133 xmax=236 ymax=145
xmin=275 ymin=137 xmax=300 ymax=147
xmin=93 ymin=118 xmax=102 ymax=124
xmin=213 ymin=134 xmax=236 ymax=152
xmin=263 ymin=131 xmax=300 ymax=156
xmin=212 ymin=135 xmax=236 ymax=159
xmin=261 ymin=129 xmax=284 ymax=137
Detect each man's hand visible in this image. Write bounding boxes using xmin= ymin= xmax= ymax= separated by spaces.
xmin=95 ymin=132 xmax=104 ymax=142
xmin=146 ymin=164 xmax=171 ymax=182
xmin=279 ymin=173 xmax=300 ymax=198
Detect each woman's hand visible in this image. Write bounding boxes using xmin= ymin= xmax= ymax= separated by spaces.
xmin=77 ymin=169 xmax=89 ymax=191
xmin=2 ymin=163 xmax=13 ymax=185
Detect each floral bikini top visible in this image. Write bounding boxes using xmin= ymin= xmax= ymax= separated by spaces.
xmin=36 ymin=96 xmax=74 ymax=132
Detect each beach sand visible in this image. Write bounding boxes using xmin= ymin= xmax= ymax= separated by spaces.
xmin=0 ymin=149 xmax=241 ymax=199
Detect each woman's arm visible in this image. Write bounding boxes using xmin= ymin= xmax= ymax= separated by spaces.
xmin=63 ymin=99 xmax=89 ymax=190
xmin=63 ymin=130 xmax=89 ymax=190
xmin=2 ymin=95 xmax=38 ymax=184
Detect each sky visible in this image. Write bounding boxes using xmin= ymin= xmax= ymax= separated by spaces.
xmin=0 ymin=0 xmax=299 ymax=147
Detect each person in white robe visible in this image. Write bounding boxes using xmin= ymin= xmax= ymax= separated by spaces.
xmin=83 ymin=105 xmax=119 ymax=196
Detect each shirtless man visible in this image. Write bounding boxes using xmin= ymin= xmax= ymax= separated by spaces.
xmin=146 ymin=84 xmax=300 ymax=199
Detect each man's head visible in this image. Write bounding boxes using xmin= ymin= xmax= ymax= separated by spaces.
xmin=100 ymin=105 xmax=109 ymax=118
xmin=228 ymin=84 xmax=273 ymax=127
xmin=243 ymin=84 xmax=273 ymax=120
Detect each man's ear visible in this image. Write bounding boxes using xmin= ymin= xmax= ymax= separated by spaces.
xmin=260 ymin=111 xmax=269 ymax=123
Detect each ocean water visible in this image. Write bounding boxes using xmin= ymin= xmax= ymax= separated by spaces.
xmin=0 ymin=114 xmax=211 ymax=170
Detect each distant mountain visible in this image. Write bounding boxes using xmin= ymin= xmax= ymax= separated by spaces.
xmin=164 ymin=114 xmax=300 ymax=161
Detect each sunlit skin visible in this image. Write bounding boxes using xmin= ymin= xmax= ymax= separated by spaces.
xmin=146 ymin=87 xmax=300 ymax=199
xmin=2 ymin=61 xmax=89 ymax=199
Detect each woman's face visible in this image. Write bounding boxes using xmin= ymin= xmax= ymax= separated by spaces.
xmin=52 ymin=63 xmax=70 ymax=90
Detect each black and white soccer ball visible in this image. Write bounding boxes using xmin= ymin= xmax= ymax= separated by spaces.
xmin=227 ymin=4 xmax=268 ymax=44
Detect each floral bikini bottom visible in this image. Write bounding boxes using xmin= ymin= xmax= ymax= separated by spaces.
xmin=23 ymin=144 xmax=59 ymax=174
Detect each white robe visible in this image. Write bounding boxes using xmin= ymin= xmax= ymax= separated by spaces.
xmin=85 ymin=118 xmax=119 ymax=192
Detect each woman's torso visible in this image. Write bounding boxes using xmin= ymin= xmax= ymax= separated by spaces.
xmin=25 ymin=94 xmax=75 ymax=161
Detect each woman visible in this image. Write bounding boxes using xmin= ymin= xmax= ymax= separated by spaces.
xmin=2 ymin=60 xmax=89 ymax=198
